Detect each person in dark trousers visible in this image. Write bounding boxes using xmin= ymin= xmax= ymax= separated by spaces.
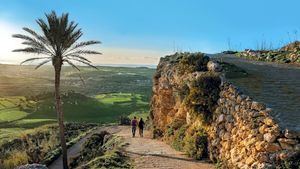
xmin=138 ymin=118 xmax=145 ymax=137
xmin=131 ymin=116 xmax=138 ymax=137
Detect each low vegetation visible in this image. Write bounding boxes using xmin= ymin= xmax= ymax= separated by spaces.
xmin=70 ymin=131 xmax=131 ymax=169
xmin=234 ymin=41 xmax=300 ymax=64
xmin=0 ymin=123 xmax=97 ymax=169
xmin=183 ymin=127 xmax=208 ymax=160
xmin=184 ymin=72 xmax=221 ymax=123
xmin=0 ymin=65 xmax=154 ymax=168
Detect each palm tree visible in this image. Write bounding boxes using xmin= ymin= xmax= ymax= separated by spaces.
xmin=12 ymin=11 xmax=101 ymax=169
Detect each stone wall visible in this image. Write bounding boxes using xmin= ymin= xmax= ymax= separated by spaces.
xmin=150 ymin=53 xmax=300 ymax=169
xmin=208 ymin=83 xmax=300 ymax=168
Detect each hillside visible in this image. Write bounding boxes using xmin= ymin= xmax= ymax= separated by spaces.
xmin=0 ymin=65 xmax=155 ymax=167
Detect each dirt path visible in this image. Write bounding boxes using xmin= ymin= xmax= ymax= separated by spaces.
xmin=48 ymin=125 xmax=121 ymax=169
xmin=116 ymin=126 xmax=214 ymax=169
xmin=48 ymin=125 xmax=214 ymax=169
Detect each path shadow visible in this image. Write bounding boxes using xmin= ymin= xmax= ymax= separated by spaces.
xmin=123 ymin=150 xmax=211 ymax=164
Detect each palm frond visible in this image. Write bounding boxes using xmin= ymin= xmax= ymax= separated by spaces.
xmin=64 ymin=59 xmax=86 ymax=85
xmin=12 ymin=34 xmax=36 ymax=42
xmin=35 ymin=59 xmax=52 ymax=69
xmin=13 ymin=48 xmax=50 ymax=55
xmin=64 ymin=59 xmax=80 ymax=71
xmin=13 ymin=31 xmax=55 ymax=56
xmin=14 ymin=11 xmax=101 ymax=70
xmin=67 ymin=50 xmax=102 ymax=55
xmin=65 ymin=58 xmax=98 ymax=70
xmin=20 ymin=57 xmax=51 ymax=65
xmin=64 ymin=54 xmax=92 ymax=63
xmin=22 ymin=27 xmax=48 ymax=44
xmin=73 ymin=41 xmax=101 ymax=49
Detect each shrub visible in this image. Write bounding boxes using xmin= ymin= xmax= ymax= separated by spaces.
xmin=184 ymin=72 xmax=221 ymax=123
xmin=152 ymin=127 xmax=164 ymax=139
xmin=183 ymin=128 xmax=208 ymax=160
xmin=277 ymin=152 xmax=300 ymax=169
xmin=166 ymin=118 xmax=186 ymax=137
xmin=70 ymin=131 xmax=110 ymax=168
xmin=70 ymin=134 xmax=130 ymax=169
xmin=177 ymin=52 xmax=210 ymax=75
xmin=171 ymin=125 xmax=187 ymax=151
xmin=0 ymin=123 xmax=96 ymax=169
xmin=119 ymin=116 xmax=131 ymax=125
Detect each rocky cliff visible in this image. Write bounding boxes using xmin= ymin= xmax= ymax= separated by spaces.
xmin=150 ymin=52 xmax=300 ymax=169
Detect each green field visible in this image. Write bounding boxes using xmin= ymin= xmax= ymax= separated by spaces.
xmin=0 ymin=64 xmax=155 ymax=144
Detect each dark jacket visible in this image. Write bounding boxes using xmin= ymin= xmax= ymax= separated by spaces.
xmin=138 ymin=120 xmax=145 ymax=129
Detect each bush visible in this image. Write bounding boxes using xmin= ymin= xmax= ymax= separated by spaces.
xmin=176 ymin=52 xmax=210 ymax=75
xmin=171 ymin=125 xmax=187 ymax=151
xmin=183 ymin=128 xmax=208 ymax=160
xmin=166 ymin=118 xmax=186 ymax=137
xmin=184 ymin=72 xmax=221 ymax=123
xmin=0 ymin=123 xmax=96 ymax=169
xmin=277 ymin=152 xmax=300 ymax=169
xmin=70 ymin=134 xmax=131 ymax=169
xmin=119 ymin=116 xmax=131 ymax=125
xmin=152 ymin=127 xmax=164 ymax=139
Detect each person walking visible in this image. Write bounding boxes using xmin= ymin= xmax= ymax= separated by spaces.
xmin=131 ymin=116 xmax=138 ymax=137
xmin=138 ymin=118 xmax=145 ymax=137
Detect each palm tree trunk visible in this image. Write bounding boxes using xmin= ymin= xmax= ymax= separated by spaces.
xmin=54 ymin=65 xmax=68 ymax=169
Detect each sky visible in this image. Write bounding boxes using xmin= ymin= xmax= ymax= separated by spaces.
xmin=1 ymin=0 xmax=300 ymax=65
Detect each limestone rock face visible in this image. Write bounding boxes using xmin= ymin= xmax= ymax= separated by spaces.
xmin=150 ymin=52 xmax=299 ymax=169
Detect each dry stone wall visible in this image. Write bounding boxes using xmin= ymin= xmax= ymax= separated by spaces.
xmin=150 ymin=53 xmax=300 ymax=169
xmin=208 ymin=83 xmax=300 ymax=168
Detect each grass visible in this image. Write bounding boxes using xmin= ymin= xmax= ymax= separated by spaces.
xmin=0 ymin=65 xmax=153 ymax=167
xmin=0 ymin=92 xmax=150 ymax=143
xmin=0 ymin=123 xmax=97 ymax=168
xmin=0 ymin=65 xmax=154 ymax=143
xmin=0 ymin=110 xmax=28 ymax=122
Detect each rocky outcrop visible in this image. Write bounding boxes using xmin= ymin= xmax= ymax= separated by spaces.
xmin=150 ymin=52 xmax=300 ymax=168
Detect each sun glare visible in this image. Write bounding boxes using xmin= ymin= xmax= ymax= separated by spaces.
xmin=0 ymin=20 xmax=25 ymax=64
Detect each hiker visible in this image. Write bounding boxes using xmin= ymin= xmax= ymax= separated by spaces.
xmin=138 ymin=118 xmax=145 ymax=137
xmin=131 ymin=116 xmax=138 ymax=137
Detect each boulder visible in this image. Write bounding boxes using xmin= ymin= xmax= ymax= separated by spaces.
xmin=264 ymin=143 xmax=282 ymax=152
xmin=263 ymin=133 xmax=277 ymax=143
xmin=277 ymin=138 xmax=298 ymax=145
xmin=263 ymin=117 xmax=275 ymax=126
xmin=284 ymin=129 xmax=300 ymax=139
xmin=295 ymin=144 xmax=300 ymax=151
xmin=257 ymin=152 xmax=270 ymax=163
xmin=255 ymin=141 xmax=266 ymax=152
xmin=246 ymin=156 xmax=255 ymax=165
xmin=251 ymin=101 xmax=266 ymax=111
xmin=207 ymin=61 xmax=222 ymax=72
xmin=279 ymin=142 xmax=294 ymax=150
xmin=257 ymin=163 xmax=275 ymax=169
xmin=217 ymin=114 xmax=225 ymax=124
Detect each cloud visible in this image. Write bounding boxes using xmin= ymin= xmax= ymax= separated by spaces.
xmin=89 ymin=47 xmax=168 ymax=65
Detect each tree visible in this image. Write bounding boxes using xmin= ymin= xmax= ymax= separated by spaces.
xmin=12 ymin=11 xmax=101 ymax=169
